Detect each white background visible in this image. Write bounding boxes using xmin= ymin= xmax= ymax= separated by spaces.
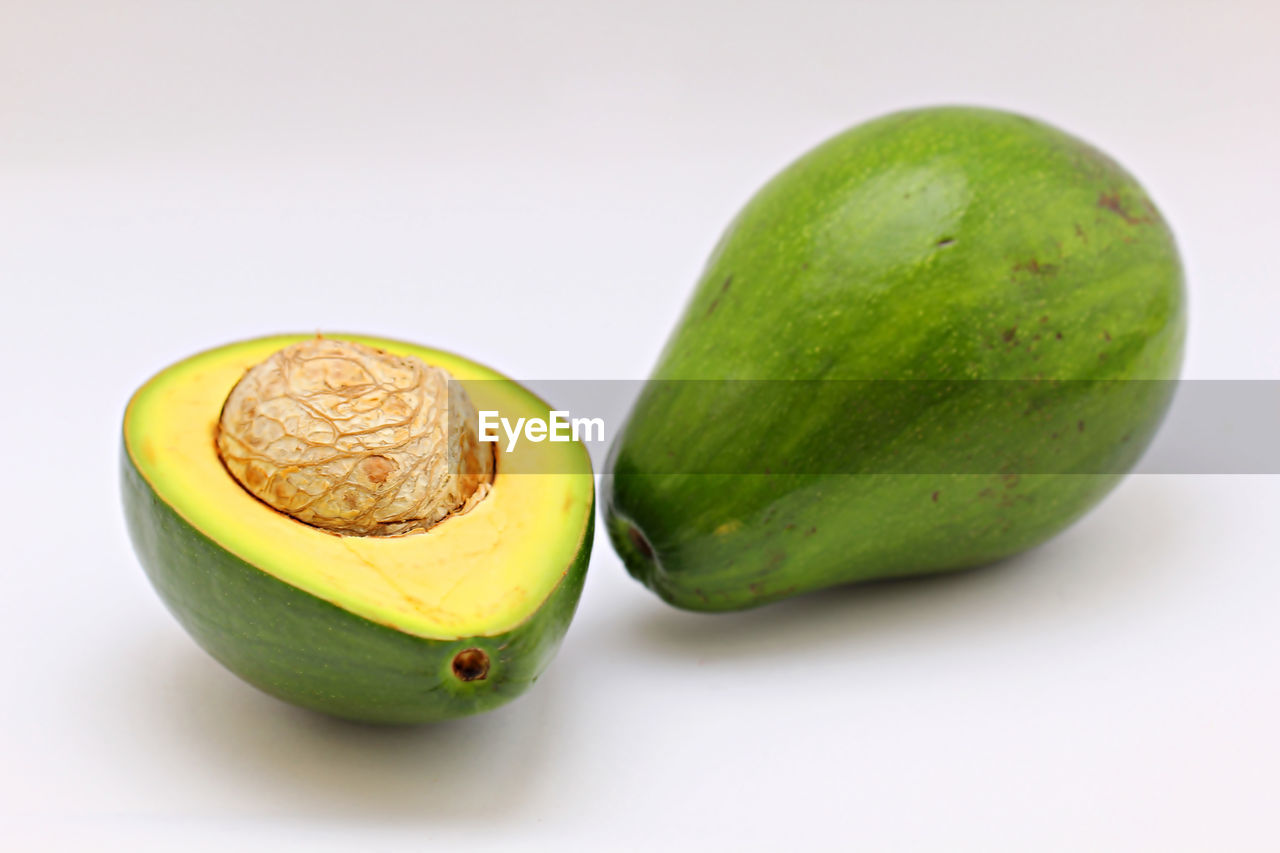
xmin=3 ymin=1 xmax=1278 ymax=850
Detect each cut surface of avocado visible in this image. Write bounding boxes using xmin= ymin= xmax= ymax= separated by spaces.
xmin=125 ymin=333 xmax=593 ymax=639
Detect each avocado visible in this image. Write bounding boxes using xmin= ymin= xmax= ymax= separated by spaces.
xmin=605 ymin=106 xmax=1185 ymax=611
xmin=122 ymin=334 xmax=594 ymax=723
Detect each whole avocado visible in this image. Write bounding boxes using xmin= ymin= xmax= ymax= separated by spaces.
xmin=605 ymin=106 xmax=1185 ymax=611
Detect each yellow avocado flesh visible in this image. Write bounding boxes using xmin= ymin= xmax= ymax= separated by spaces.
xmin=124 ymin=334 xmax=594 ymax=640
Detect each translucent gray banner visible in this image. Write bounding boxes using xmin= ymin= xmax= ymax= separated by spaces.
xmin=452 ymin=380 xmax=1280 ymax=475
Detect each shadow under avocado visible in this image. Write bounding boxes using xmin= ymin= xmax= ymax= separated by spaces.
xmin=617 ymin=555 xmax=1032 ymax=662
xmin=610 ymin=476 xmax=1191 ymax=664
xmin=106 ymin=631 xmax=571 ymax=825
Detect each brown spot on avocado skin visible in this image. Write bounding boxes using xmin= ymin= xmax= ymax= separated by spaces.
xmin=1013 ymin=259 xmax=1057 ymax=276
xmin=1097 ymin=192 xmax=1153 ymax=225
xmin=705 ymin=274 xmax=734 ymax=317
xmin=1002 ymin=327 xmax=1018 ymax=344
xmin=931 ymin=490 xmax=940 ymax=502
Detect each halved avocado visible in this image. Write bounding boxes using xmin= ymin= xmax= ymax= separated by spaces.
xmin=122 ymin=333 xmax=594 ymax=724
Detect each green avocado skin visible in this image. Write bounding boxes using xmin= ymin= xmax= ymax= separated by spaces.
xmin=605 ymin=106 xmax=1185 ymax=612
xmin=122 ymin=448 xmax=592 ymax=724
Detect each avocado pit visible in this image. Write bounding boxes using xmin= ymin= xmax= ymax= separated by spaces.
xmin=216 ymin=337 xmax=494 ymax=536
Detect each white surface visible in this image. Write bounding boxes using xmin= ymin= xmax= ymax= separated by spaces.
xmin=2 ymin=1 xmax=1278 ymax=850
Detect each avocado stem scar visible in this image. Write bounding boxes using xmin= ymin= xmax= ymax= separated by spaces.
xmin=627 ymin=524 xmax=655 ymax=561
xmin=452 ymin=648 xmax=490 ymax=682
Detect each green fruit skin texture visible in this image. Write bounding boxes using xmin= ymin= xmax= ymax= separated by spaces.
xmin=122 ymin=449 xmax=593 ymax=724
xmin=605 ymin=107 xmax=1185 ymax=612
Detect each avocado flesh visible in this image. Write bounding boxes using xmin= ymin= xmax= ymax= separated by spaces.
xmin=123 ymin=334 xmax=594 ymax=722
xmin=605 ymin=107 xmax=1185 ymax=612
